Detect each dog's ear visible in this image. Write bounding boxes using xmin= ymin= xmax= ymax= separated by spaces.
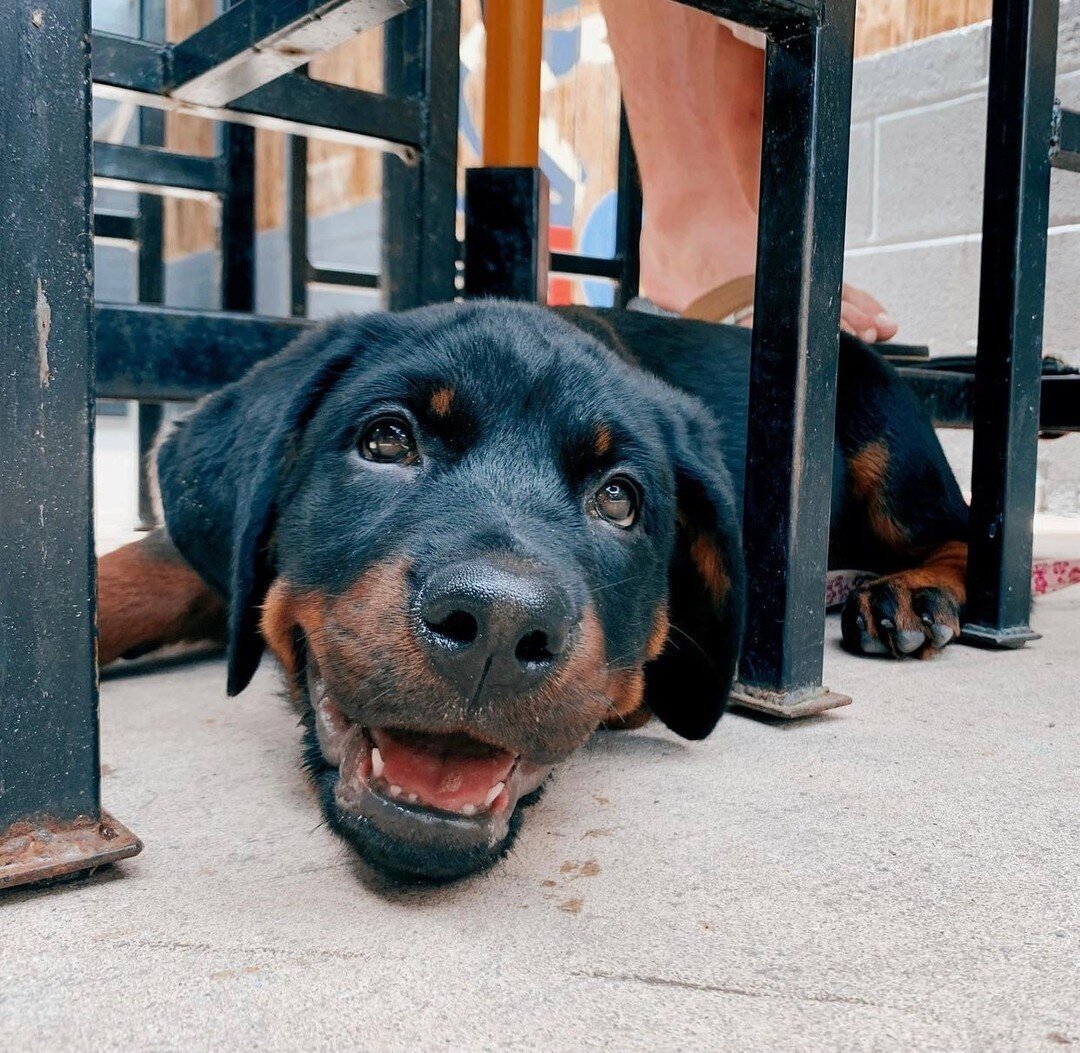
xmin=156 ymin=317 xmax=365 ymax=696
xmin=644 ymin=395 xmax=745 ymax=739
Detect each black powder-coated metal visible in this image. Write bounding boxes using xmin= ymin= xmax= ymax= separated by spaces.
xmin=91 ymin=30 xmax=168 ymax=94
xmin=287 ymin=133 xmax=310 ymax=317
xmin=92 ymin=35 xmax=422 ymax=151
xmin=136 ymin=0 xmax=167 ymax=532
xmin=232 ymin=76 xmax=424 ymax=148
xmin=94 ymin=212 xmax=140 ymax=242
xmin=169 ymin=0 xmax=420 ymax=107
xmin=416 ymin=0 xmax=462 ymax=305
xmin=95 ymin=305 xmax=309 ymax=401
xmin=963 ymin=0 xmax=1060 ymax=647
xmin=464 ymin=167 xmax=551 ymax=302
xmin=0 ymin=0 xmax=101 ymax=830
xmin=93 ymin=143 xmax=226 ymax=197
xmin=549 ymin=254 xmax=622 ymax=280
xmin=220 ymin=129 xmax=257 ymax=312
xmin=737 ymin=0 xmax=857 ymax=694
xmin=1051 ymin=104 xmax=1080 ymax=171
xmin=309 ymin=267 xmax=381 ymax=289
xmin=381 ymin=2 xmax=461 ymax=309
xmin=381 ymin=6 xmax=425 ymax=310
xmin=614 ymin=105 xmax=643 ymax=307
xmin=675 ymin=0 xmax=819 ymax=32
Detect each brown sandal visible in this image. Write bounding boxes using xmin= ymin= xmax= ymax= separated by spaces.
xmin=681 ymin=274 xmax=757 ymax=324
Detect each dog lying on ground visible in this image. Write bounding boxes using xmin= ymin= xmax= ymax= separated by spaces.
xmin=97 ymin=302 xmax=969 ymax=881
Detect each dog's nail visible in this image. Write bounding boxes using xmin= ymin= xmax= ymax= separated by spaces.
xmin=930 ymin=624 xmax=955 ymax=647
xmin=896 ymin=629 xmax=924 ymax=654
xmin=860 ymin=632 xmax=889 ymax=655
xmin=855 ymin=614 xmax=867 ymax=631
xmin=879 ymin=617 xmax=895 ymax=631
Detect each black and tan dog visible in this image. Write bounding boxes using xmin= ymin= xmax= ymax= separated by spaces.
xmin=97 ymin=302 xmax=968 ymax=881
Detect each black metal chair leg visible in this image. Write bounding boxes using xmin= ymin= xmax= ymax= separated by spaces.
xmin=135 ymin=0 xmax=166 ymax=532
xmin=962 ymin=0 xmax=1060 ymax=648
xmin=382 ymin=1 xmax=460 ymax=311
xmin=0 ymin=0 xmax=140 ymax=888
xmin=732 ymin=0 xmax=857 ymax=718
xmin=614 ymin=105 xmax=643 ymax=308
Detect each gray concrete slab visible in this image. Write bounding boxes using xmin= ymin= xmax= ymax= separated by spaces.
xmin=2 ymin=589 xmax=1077 ymax=1052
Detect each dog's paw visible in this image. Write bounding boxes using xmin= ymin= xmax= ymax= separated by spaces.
xmin=841 ymin=575 xmax=961 ymax=658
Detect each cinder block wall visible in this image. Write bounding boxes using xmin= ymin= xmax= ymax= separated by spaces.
xmin=844 ymin=4 xmax=1080 ymax=515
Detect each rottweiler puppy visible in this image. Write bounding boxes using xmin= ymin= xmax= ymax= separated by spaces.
xmin=97 ymin=302 xmax=968 ymax=881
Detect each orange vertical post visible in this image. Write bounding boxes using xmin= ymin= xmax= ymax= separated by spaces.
xmin=482 ymin=0 xmax=545 ymax=167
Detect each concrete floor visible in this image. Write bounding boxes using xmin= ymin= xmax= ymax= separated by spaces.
xmin=2 ymin=412 xmax=1077 ymax=1051
xmin=2 ymin=587 xmax=1077 ymax=1051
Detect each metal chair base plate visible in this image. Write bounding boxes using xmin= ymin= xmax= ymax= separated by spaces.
xmin=0 ymin=811 xmax=142 ymax=891
xmin=730 ymin=683 xmax=853 ymax=719
xmin=960 ymin=623 xmax=1042 ymax=649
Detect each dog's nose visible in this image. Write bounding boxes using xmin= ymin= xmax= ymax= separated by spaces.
xmin=416 ymin=561 xmax=577 ymax=696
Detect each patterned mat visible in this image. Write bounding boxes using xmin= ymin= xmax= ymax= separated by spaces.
xmin=824 ymin=559 xmax=1080 ymax=610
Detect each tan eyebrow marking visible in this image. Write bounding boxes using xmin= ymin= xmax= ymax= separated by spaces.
xmin=430 ymin=387 xmax=454 ymax=418
xmin=594 ymin=424 xmax=613 ymax=458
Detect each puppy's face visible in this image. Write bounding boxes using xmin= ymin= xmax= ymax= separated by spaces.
xmin=161 ymin=304 xmax=743 ymax=882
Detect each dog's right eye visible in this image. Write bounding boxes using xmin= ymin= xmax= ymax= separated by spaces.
xmin=360 ymin=416 xmax=418 ymax=465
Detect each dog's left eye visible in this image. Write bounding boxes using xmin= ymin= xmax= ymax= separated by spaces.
xmin=360 ymin=416 xmax=418 ymax=465
xmin=592 ymin=476 xmax=639 ymax=528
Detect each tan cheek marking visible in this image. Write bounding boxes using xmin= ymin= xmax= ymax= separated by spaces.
xmin=848 ymin=441 xmax=909 ymax=551
xmin=645 ymin=603 xmax=670 ymax=661
xmin=689 ymin=532 xmax=730 ymax=606
xmin=606 ymin=668 xmax=646 ymax=722
xmin=430 ymin=387 xmax=454 ymax=418
xmin=260 ymin=579 xmax=326 ymax=690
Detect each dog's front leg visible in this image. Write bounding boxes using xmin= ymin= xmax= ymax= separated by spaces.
xmin=97 ymin=529 xmax=226 ymax=666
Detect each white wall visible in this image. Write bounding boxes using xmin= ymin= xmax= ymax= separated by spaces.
xmin=844 ymin=5 xmax=1080 ymax=514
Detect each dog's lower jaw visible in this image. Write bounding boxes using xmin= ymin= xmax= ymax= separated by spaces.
xmin=301 ymin=665 xmax=552 ymax=883
xmin=303 ymin=726 xmax=547 ymax=883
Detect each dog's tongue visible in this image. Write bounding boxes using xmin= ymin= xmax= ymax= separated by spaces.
xmin=369 ymin=729 xmax=516 ymax=812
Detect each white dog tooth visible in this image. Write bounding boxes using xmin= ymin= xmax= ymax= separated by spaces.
xmin=389 ymin=785 xmax=402 ymax=798
xmin=483 ymin=783 xmax=505 ymax=808
xmin=460 ymin=804 xmax=478 ymax=817
xmin=370 ymin=748 xmax=384 ymax=779
xmin=407 ymin=793 xmax=419 ymax=804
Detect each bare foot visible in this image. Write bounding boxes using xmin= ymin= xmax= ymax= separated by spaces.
xmin=640 ymin=217 xmax=899 ymax=343
xmin=735 ymin=283 xmax=900 ymax=343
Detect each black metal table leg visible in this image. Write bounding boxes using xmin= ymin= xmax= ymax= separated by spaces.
xmin=731 ymin=0 xmax=857 ymax=718
xmin=0 ymin=0 xmax=140 ymax=889
xmin=962 ymin=0 xmax=1060 ymax=648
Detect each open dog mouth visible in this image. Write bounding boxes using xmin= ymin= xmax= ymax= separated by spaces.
xmin=303 ymin=656 xmax=551 ymax=882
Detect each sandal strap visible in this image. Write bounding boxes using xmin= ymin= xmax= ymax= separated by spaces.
xmin=681 ymin=274 xmax=757 ymax=323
